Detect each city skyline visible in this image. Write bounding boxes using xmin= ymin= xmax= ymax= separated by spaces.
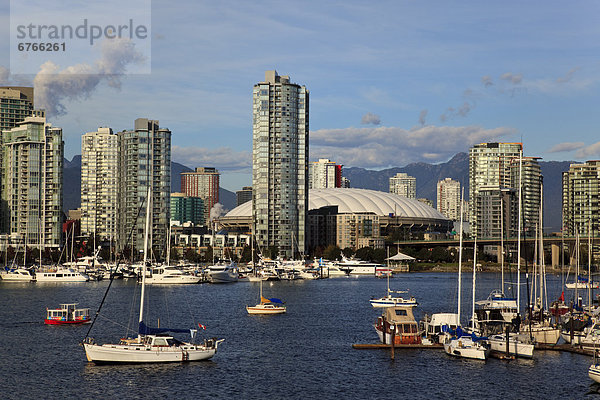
xmin=1 ymin=1 xmax=599 ymax=192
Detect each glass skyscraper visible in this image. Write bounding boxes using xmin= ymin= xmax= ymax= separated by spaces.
xmin=252 ymin=71 xmax=309 ymax=258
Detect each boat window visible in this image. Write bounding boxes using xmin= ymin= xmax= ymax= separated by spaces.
xmin=153 ymin=338 xmax=168 ymax=346
xmin=395 ymin=309 xmax=407 ymax=316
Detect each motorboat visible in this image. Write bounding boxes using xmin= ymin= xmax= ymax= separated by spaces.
xmin=45 ymin=303 xmax=91 ymax=325
xmin=145 ymin=266 xmax=201 ymax=284
xmin=475 ymin=290 xmax=518 ymax=324
xmin=246 ymin=280 xmax=286 ymax=315
xmin=83 ymin=188 xmax=223 ymax=364
xmin=374 ymin=305 xmax=421 ymax=345
xmin=35 ymin=266 xmax=89 ymax=282
xmin=0 ymin=267 xmax=35 ymax=282
xmin=205 ymin=260 xmax=238 ymax=283
xmin=420 ymin=313 xmax=459 ymax=344
xmin=336 ymin=256 xmax=382 ymax=275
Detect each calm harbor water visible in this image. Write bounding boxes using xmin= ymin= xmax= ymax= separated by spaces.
xmin=1 ymin=272 xmax=599 ymax=399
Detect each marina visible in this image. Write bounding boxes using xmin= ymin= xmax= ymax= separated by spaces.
xmin=2 ymin=272 xmax=600 ymax=398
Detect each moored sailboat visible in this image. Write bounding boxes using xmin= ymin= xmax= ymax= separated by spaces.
xmin=83 ymin=189 xmax=223 ymax=364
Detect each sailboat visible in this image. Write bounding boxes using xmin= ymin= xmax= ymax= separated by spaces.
xmin=443 ymin=190 xmax=490 ymax=360
xmin=370 ymin=271 xmax=417 ymax=308
xmin=83 ymin=188 xmax=223 ymax=363
xmin=246 ymin=280 xmax=286 ymax=315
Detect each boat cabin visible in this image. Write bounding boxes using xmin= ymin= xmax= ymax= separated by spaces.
xmin=376 ymin=305 xmax=421 ymax=345
xmin=45 ymin=303 xmax=90 ymax=324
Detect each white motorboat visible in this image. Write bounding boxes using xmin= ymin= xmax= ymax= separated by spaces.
xmin=83 ymin=188 xmax=223 ymax=364
xmin=475 ymin=290 xmax=518 ymax=324
xmin=145 ymin=266 xmax=201 ymax=284
xmin=336 ymin=256 xmax=382 ymax=275
xmin=205 ymin=261 xmax=238 ymax=283
xmin=0 ymin=267 xmax=35 ymax=282
xmin=420 ymin=313 xmax=459 ymax=343
xmin=487 ymin=333 xmax=534 ymax=358
xmin=35 ymin=266 xmax=89 ymax=282
xmin=246 ymin=280 xmax=286 ymax=315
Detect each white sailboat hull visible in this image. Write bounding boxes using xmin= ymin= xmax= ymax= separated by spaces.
xmin=488 ymin=335 xmax=534 ymax=358
xmin=443 ymin=338 xmax=489 ymax=360
xmin=521 ymin=325 xmax=560 ymax=345
xmin=589 ymin=364 xmax=600 ymax=383
xmin=246 ymin=305 xmax=286 ymax=314
xmin=83 ymin=342 xmax=218 ymax=364
xmin=145 ymin=276 xmax=201 ymax=284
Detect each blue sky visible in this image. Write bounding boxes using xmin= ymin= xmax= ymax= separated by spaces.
xmin=1 ymin=1 xmax=600 ymax=191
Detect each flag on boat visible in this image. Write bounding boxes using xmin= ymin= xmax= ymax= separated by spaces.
xmin=198 ymin=323 xmax=206 ymax=330
xmin=559 ymin=291 xmax=564 ymax=302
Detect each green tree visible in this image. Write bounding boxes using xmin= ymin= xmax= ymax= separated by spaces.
xmin=342 ymin=247 xmax=354 ymax=258
xmin=323 ymin=245 xmax=342 ymax=261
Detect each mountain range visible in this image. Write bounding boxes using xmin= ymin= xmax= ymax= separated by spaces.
xmin=63 ymin=153 xmax=572 ymax=231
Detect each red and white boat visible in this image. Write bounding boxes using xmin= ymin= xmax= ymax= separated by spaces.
xmin=44 ymin=303 xmax=91 ymax=325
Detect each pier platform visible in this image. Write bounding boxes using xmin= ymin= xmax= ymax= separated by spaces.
xmin=352 ymin=343 xmax=443 ymax=349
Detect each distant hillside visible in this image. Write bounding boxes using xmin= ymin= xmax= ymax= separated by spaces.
xmin=343 ymin=153 xmax=572 ymax=232
xmin=62 ymin=157 xmax=237 ymax=213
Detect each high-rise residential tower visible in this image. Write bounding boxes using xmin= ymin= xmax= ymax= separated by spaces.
xmin=469 ymin=142 xmax=523 ymax=238
xmin=510 ymin=156 xmax=542 ymax=236
xmin=437 ymin=178 xmax=461 ymax=221
xmin=389 ymin=173 xmax=416 ymax=199
xmin=309 ymin=159 xmax=342 ymax=189
xmin=81 ymin=127 xmax=119 ymax=241
xmin=118 ymin=118 xmax=171 ymax=255
xmin=1 ymin=115 xmax=63 ymax=248
xmin=236 ymin=186 xmax=252 ymax=206
xmin=252 ymin=70 xmax=309 ymax=257
xmin=0 ymin=86 xmax=34 ymax=132
xmin=562 ymin=161 xmax=600 ymax=236
xmin=181 ymin=167 xmax=219 ymax=224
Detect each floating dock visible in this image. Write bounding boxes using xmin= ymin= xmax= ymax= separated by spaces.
xmin=353 ymin=343 xmax=595 ymax=357
xmin=352 ymin=343 xmax=443 ymax=349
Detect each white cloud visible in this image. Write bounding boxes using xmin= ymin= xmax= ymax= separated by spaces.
xmin=0 ymin=66 xmax=8 ymax=84
xmin=361 ymin=112 xmax=381 ymax=125
xmin=500 ymin=72 xmax=523 ymax=85
xmin=575 ymin=142 xmax=600 ymax=158
xmin=481 ymin=75 xmax=493 ymax=87
xmin=547 ymin=142 xmax=585 ymax=153
xmin=172 ymin=146 xmax=251 ymax=171
xmin=33 ymin=38 xmax=145 ymax=117
xmin=556 ymin=67 xmax=580 ymax=83
xmin=310 ymin=124 xmax=516 ymax=168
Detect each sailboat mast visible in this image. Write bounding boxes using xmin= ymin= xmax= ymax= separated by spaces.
xmin=517 ymin=150 xmax=523 ymax=314
xmin=457 ymin=188 xmax=464 ymax=324
xmin=500 ymin=198 xmax=504 ymax=293
xmin=472 ymin=236 xmax=477 ymax=331
xmin=589 ymin=219 xmax=592 ymax=312
xmin=138 ymin=188 xmax=152 ymax=339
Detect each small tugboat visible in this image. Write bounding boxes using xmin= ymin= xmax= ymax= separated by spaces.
xmin=374 ymin=305 xmax=421 ymax=345
xmin=44 ymin=303 xmax=91 ymax=325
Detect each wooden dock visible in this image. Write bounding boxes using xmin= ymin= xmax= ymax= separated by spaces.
xmin=353 ymin=343 xmax=594 ymax=357
xmin=535 ymin=343 xmax=594 ymax=356
xmin=352 ymin=343 xmax=443 ymax=349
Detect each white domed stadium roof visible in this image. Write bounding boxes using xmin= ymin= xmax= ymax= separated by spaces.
xmin=224 ymin=188 xmax=448 ymax=220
